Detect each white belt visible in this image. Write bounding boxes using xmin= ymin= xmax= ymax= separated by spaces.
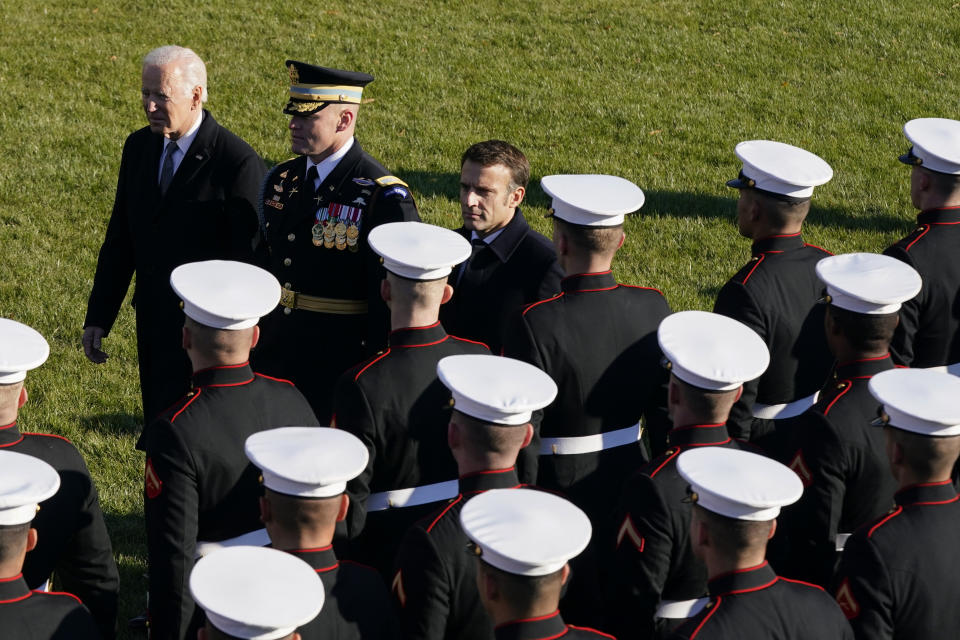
xmin=836 ymin=533 xmax=851 ymax=552
xmin=752 ymin=391 xmax=819 ymax=420
xmin=367 ymin=479 xmax=459 ymax=512
xmin=925 ymin=362 xmax=960 ymax=376
xmin=655 ymin=597 xmax=710 ymax=620
xmin=539 ymin=423 xmax=643 ymax=456
xmin=195 ymin=528 xmax=271 ymax=558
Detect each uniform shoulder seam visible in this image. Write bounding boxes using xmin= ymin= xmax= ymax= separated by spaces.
xmin=254 ymin=372 xmax=296 ymax=386
xmin=619 ymin=284 xmax=665 ymax=296
xmin=905 ymin=225 xmax=931 ymax=252
xmin=426 ymin=496 xmax=463 ymax=533
xmin=740 ymin=253 xmax=767 ymax=285
xmin=567 ymin=624 xmax=616 ymax=639
xmin=822 ymin=380 xmax=853 ymax=416
xmin=22 ymin=431 xmax=72 ymax=444
xmin=170 ymin=388 xmax=204 ymax=422
xmin=648 ymin=448 xmax=682 ymax=478
xmin=354 ymin=349 xmax=393 ymax=381
xmin=521 ymin=293 xmax=565 ymax=316
xmin=867 ymin=506 xmax=903 ymax=538
xmin=450 ymin=336 xmax=490 ymax=350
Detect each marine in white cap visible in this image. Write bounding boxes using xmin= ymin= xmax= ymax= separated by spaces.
xmin=714 ymin=139 xmax=835 ymax=440
xmin=884 ymin=117 xmax=960 ymax=370
xmin=0 ymin=450 xmax=101 ymax=639
xmin=834 ymin=368 xmax=960 ymax=638
xmin=142 ymin=260 xmax=320 ymax=640
xmin=502 ymin=173 xmax=671 ymax=626
xmin=393 ymin=354 xmax=557 ymax=640
xmin=190 ymin=546 xmax=324 ymax=640
xmin=0 ymin=318 xmax=119 ymax=637
xmin=668 ymin=447 xmax=853 ymax=639
xmin=331 ymin=221 xmax=490 ymax=578
xmin=763 ymin=253 xmax=922 ymax=586
xmin=244 ymin=427 xmax=397 ymax=639
xmin=608 ymin=311 xmax=770 ymax=639
xmin=460 ymin=488 xmax=612 ymax=640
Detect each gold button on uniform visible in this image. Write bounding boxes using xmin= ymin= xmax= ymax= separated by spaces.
xmin=284 ymin=282 xmax=292 ymax=289
xmin=283 ymin=258 xmax=292 ymax=266
xmin=287 ymin=233 xmax=296 ymax=241
xmin=283 ymin=307 xmax=292 ymax=315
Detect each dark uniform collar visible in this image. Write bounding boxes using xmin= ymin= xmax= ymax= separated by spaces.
xmin=286 ymin=545 xmax=339 ymax=573
xmin=0 ymin=421 xmax=23 ymax=447
xmin=190 ymin=362 xmax=256 ymax=389
xmin=561 ymin=271 xmax=618 ymax=293
xmin=708 ymin=561 xmax=778 ymax=596
xmin=894 ymin=480 xmax=959 ymax=507
xmin=309 ymin=137 xmax=365 ymax=190
xmin=917 ymin=205 xmax=960 ymax=225
xmin=0 ymin=574 xmax=32 ymax=603
xmin=495 ymin=610 xmax=567 ymax=640
xmin=666 ymin=423 xmax=732 ymax=448
xmin=751 ymin=233 xmax=805 ymax=255
xmin=834 ymin=354 xmax=895 ymax=380
xmin=389 ymin=322 xmax=448 ymax=348
xmin=475 ymin=207 xmax=532 ymax=264
xmin=459 ymin=467 xmax=521 ymax=495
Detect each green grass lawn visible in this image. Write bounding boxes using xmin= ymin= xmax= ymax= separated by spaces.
xmin=1 ymin=0 xmax=958 ymax=636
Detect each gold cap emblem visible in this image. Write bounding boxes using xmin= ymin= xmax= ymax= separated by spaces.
xmin=288 ymin=63 xmax=299 ymax=84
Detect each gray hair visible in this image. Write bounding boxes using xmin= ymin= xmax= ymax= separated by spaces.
xmin=142 ymin=45 xmax=208 ymax=103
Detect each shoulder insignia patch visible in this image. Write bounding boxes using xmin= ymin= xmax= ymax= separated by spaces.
xmin=788 ymin=450 xmax=813 ymax=488
xmin=392 ymin=570 xmax=406 ymax=607
xmin=145 ymin=458 xmax=163 ymax=499
xmin=352 ymin=177 xmax=376 ymax=186
xmin=836 ymin=578 xmax=860 ymax=619
xmin=616 ymin=514 xmax=644 ymax=552
xmin=375 ymin=175 xmax=408 ymax=188
xmin=382 ymin=186 xmax=410 ymax=200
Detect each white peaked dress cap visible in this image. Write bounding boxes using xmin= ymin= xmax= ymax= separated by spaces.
xmin=245 ymin=427 xmax=369 ymax=498
xmin=368 ymin=221 xmax=472 ymax=280
xmin=0 ymin=450 xmax=60 ymax=526
xmin=900 ymin=118 xmax=960 ymax=175
xmin=460 ymin=488 xmax=592 ymax=576
xmin=190 ymin=545 xmax=324 ymax=640
xmin=0 ymin=318 xmax=50 ymax=384
xmin=677 ymin=447 xmax=803 ymax=521
xmin=816 ymin=253 xmax=922 ymax=315
xmin=727 ymin=140 xmax=833 ymax=199
xmin=437 ymin=354 xmax=558 ymax=425
xmin=541 ymin=174 xmax=645 ymax=227
xmin=869 ymin=368 xmax=960 ymax=437
xmin=170 ymin=260 xmax=282 ymax=330
xmin=658 ymin=311 xmax=770 ymax=391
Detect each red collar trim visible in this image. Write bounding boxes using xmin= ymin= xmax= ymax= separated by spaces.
xmin=390 ymin=320 xmax=442 ymax=334
xmin=495 ymin=610 xmax=561 ymax=628
xmin=0 ymin=421 xmax=15 ymax=430
xmin=193 ymin=361 xmax=250 ymax=374
xmin=460 ymin=467 xmax=516 ymax=479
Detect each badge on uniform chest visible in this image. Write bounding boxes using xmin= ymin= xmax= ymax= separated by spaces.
xmin=311 ymin=203 xmax=362 ymax=251
xmin=264 ymin=170 xmax=298 ymax=211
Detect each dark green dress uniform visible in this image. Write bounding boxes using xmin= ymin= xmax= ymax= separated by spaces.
xmin=495 ymin=611 xmax=616 ymax=640
xmin=142 ymin=363 xmax=319 ymax=640
xmin=761 ymin=355 xmax=899 ymax=586
xmin=833 ymin=480 xmax=960 ymax=639
xmin=885 ymin=206 xmax=960 ymax=367
xmin=713 ymin=234 xmax=834 ymax=441
xmin=253 ymin=143 xmax=420 ymax=423
xmin=441 ymin=208 xmax=563 ymax=355
xmin=289 ymin=546 xmax=398 ymax=640
xmin=85 ymin=110 xmax=264 ymax=423
xmin=392 ymin=468 xmax=522 ymax=640
xmin=0 ymin=421 xmax=119 ymax=639
xmin=668 ymin=562 xmax=853 ymax=640
xmin=0 ymin=574 xmax=101 ymax=639
xmin=332 ymin=322 xmax=489 ymax=577
xmin=606 ymin=424 xmax=750 ymax=640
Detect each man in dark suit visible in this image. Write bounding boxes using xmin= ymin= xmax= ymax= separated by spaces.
xmin=253 ymin=61 xmax=421 ymax=423
xmin=82 ymin=45 xmax=264 ymax=424
xmin=440 ymin=140 xmax=564 ymax=354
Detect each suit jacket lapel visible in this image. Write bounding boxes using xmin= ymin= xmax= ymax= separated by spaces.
xmin=159 ymin=110 xmax=217 ymax=204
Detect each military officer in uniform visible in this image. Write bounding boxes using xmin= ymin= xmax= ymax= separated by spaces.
xmin=667 ymin=448 xmax=853 ymax=640
xmin=764 ymin=254 xmax=921 ymax=586
xmin=392 ymin=354 xmax=556 ymax=640
xmin=884 ymin=118 xmax=960 ymax=369
xmin=190 ymin=546 xmax=324 ymax=640
xmin=833 ymin=368 xmax=960 ymax=639
xmin=142 ymin=261 xmax=320 ymax=640
xmin=607 ymin=311 xmax=769 ymax=640
xmin=245 ymin=427 xmax=397 ymax=640
xmin=714 ymin=140 xmax=835 ymax=441
xmin=332 ymin=222 xmax=490 ymax=577
xmin=0 ymin=319 xmax=119 ymax=638
xmin=254 ymin=61 xmax=421 ymax=423
xmin=462 ymin=489 xmax=614 ymax=640
xmin=440 ymin=140 xmax=563 ymax=354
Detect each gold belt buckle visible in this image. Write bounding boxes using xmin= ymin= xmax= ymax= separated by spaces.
xmin=280 ymin=288 xmax=298 ymax=309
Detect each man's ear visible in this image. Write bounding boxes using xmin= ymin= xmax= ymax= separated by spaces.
xmin=26 ymin=527 xmax=38 ymax=552
xmin=560 ymin=563 xmax=571 ymax=586
xmin=191 ymin=84 xmax=203 ymax=110
xmin=259 ymin=495 xmax=272 ymax=525
xmin=447 ymin=420 xmax=460 ymax=450
xmin=250 ymin=326 xmax=260 ymax=350
xmin=520 ymin=423 xmax=534 ymax=449
xmin=767 ymin=519 xmax=778 ymax=541
xmin=440 ymin=283 xmax=454 ymax=305
xmin=337 ymin=108 xmax=355 ymax=132
xmin=508 ymin=185 xmax=525 ymax=208
xmin=918 ymin=170 xmax=932 ymax=192
xmin=182 ymin=325 xmax=192 ymax=350
xmin=667 ymin=376 xmax=680 ymax=410
xmin=734 ymin=385 xmax=743 ymax=403
xmin=380 ymin=278 xmax=391 ymax=304
xmin=337 ymin=494 xmax=350 ymax=522
xmin=17 ymin=386 xmax=28 ymax=409
xmin=617 ymin=231 xmax=626 ymax=250
xmin=554 ymin=229 xmax=569 ymax=257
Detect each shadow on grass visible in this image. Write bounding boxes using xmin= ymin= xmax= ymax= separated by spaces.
xmin=80 ymin=413 xmax=143 ymax=438
xmin=104 ymin=511 xmax=148 ymax=639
